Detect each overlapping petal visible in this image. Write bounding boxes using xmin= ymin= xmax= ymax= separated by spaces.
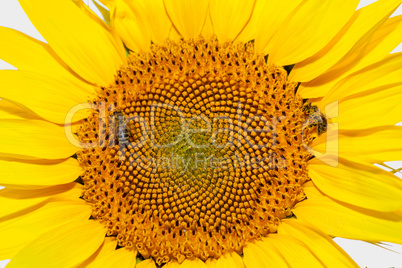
xmin=0 ymin=199 xmax=91 ymax=260
xmin=268 ymin=0 xmax=359 ymax=66
xmin=209 ymin=0 xmax=255 ymax=42
xmin=299 ymin=15 xmax=402 ymax=98
xmin=163 ymin=0 xmax=209 ymax=39
xmin=19 ymin=0 xmax=125 ymax=86
xmin=290 ymin=0 xmax=402 ymax=82
xmin=110 ymin=0 xmax=151 ymax=52
xmin=6 ymin=218 xmax=105 ymax=268
xmin=279 ymin=220 xmax=358 ymax=267
xmin=294 ymin=183 xmax=402 ymax=245
xmin=0 ymin=158 xmax=82 ymax=189
xmin=0 ymin=119 xmax=77 ymax=159
xmin=0 ymin=70 xmax=93 ymax=124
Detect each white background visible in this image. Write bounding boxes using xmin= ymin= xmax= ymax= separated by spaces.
xmin=0 ymin=0 xmax=402 ymax=267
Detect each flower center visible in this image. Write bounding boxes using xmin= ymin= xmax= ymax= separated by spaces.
xmin=77 ymin=37 xmax=322 ymax=265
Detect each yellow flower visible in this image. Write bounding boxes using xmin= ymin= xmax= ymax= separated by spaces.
xmin=1 ymin=0 xmax=402 ymax=267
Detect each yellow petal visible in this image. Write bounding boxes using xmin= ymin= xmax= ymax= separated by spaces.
xmin=71 ymin=0 xmax=121 ymax=47
xmin=92 ymin=0 xmax=111 ymax=25
xmin=243 ymin=239 xmax=288 ymax=268
xmin=137 ymin=259 xmax=157 ymax=268
xmin=111 ymin=0 xmax=151 ymax=52
xmin=355 ymin=15 xmax=402 ymax=69
xmin=0 ymin=200 xmax=91 ymax=260
xmin=294 ymin=184 xmax=402 ymax=244
xmin=206 ymin=251 xmax=244 ymax=268
xmin=0 ymin=70 xmax=94 ymax=124
xmin=291 ymin=0 xmax=402 ymax=82
xmin=201 ymin=13 xmax=214 ymax=38
xmin=333 ymin=83 xmax=402 ymax=129
xmin=0 ymin=99 xmax=40 ymax=120
xmin=143 ymin=0 xmax=172 ymax=44
xmin=245 ymin=234 xmax=322 ymax=267
xmin=163 ymin=0 xmax=209 ymax=39
xmin=168 ymin=26 xmax=182 ymax=41
xmin=87 ymin=248 xmax=137 ymax=268
xmin=313 ymin=124 xmax=402 ymax=163
xmin=310 ymin=55 xmax=402 ymax=130
xmin=209 ymin=0 xmax=256 ymax=42
xmin=8 ymin=220 xmax=105 ymax=267
xmin=308 ymin=156 xmax=402 ymax=212
xmin=0 ymin=27 xmax=82 ymax=82
xmin=279 ymin=220 xmax=358 ymax=267
xmin=99 ymin=0 xmax=114 ymax=8
xmin=72 ymin=0 xmax=119 ymax=43
xmin=0 ymin=27 xmax=95 ymax=124
xmin=7 ymin=218 xmax=105 ymax=268
xmin=0 ymin=183 xmax=82 ymax=220
xmin=0 ymin=119 xmax=77 ymax=159
xmin=78 ymin=237 xmax=118 ymax=268
xmin=0 ymin=158 xmax=82 ymax=188
xmin=320 ymin=53 xmax=402 ymax=106
xmin=166 ymin=259 xmax=207 ymax=268
xmin=164 ymin=261 xmax=181 ymax=268
xmin=299 ymin=15 xmax=402 ymax=99
xmin=238 ymin=0 xmax=303 ymax=47
xmin=19 ymin=0 xmax=125 ymax=86
xmin=268 ymin=0 xmax=359 ymax=66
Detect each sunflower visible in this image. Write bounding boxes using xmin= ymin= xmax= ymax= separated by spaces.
xmin=1 ymin=0 xmax=402 ymax=267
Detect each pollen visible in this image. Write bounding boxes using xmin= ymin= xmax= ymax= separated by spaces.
xmin=76 ymin=37 xmax=321 ymax=265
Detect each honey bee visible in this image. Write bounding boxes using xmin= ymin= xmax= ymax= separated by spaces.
xmin=302 ymin=103 xmax=327 ymax=135
xmin=112 ymin=110 xmax=131 ymax=147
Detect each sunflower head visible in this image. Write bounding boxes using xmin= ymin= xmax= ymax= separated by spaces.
xmin=75 ymin=37 xmax=321 ymax=264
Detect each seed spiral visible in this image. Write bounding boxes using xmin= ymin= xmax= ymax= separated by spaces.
xmin=77 ymin=37 xmax=318 ymax=265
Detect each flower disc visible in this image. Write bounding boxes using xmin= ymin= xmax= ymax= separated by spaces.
xmin=77 ymin=38 xmax=319 ymax=265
